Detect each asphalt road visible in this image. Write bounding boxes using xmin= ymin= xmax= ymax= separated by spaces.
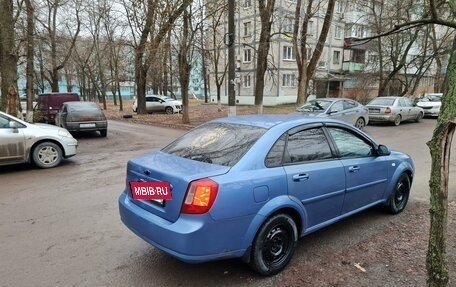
xmin=0 ymin=118 xmax=454 ymax=287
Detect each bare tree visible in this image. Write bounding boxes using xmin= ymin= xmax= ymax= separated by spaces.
xmin=122 ymin=0 xmax=192 ymax=115
xmin=205 ymin=2 xmax=228 ymax=111
xmin=35 ymin=0 xmax=81 ymax=92
xmin=293 ymin=0 xmax=336 ymax=106
xmin=0 ymin=0 xmax=19 ymax=112
xmin=252 ymin=0 xmax=276 ymax=114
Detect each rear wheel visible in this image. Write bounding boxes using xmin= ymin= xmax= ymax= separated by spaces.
xmin=165 ymin=106 xmax=174 ymax=114
xmin=386 ymin=173 xmax=410 ymax=214
xmin=100 ymin=129 xmax=107 ymax=137
xmin=355 ymin=117 xmax=366 ymax=130
xmin=393 ymin=115 xmax=402 ymax=126
xmin=415 ymin=112 xmax=424 ymax=122
xmin=32 ymin=142 xmax=63 ymax=168
xmin=249 ymin=214 xmax=298 ymax=276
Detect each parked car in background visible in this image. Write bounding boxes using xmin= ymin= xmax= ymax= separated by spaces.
xmin=366 ymin=96 xmax=424 ymax=126
xmin=36 ymin=92 xmax=80 ymax=124
xmin=416 ymin=93 xmax=442 ymax=117
xmin=0 ymin=111 xmax=77 ymax=168
xmin=55 ymin=101 xmax=108 ymax=137
xmin=132 ymin=95 xmax=182 ymax=114
xmin=19 ymin=94 xmax=37 ymax=117
xmin=296 ymin=98 xmax=369 ymax=129
xmin=119 ymin=114 xmax=414 ymax=276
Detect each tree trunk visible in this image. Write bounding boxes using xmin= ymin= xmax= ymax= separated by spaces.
xmin=0 ymin=0 xmax=18 ymax=112
xmin=426 ymin=35 xmax=456 ymax=287
xmin=25 ymin=0 xmax=35 ymax=122
xmin=255 ymin=0 xmax=276 ymax=114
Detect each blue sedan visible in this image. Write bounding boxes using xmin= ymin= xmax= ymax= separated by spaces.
xmin=118 ymin=114 xmax=414 ymax=276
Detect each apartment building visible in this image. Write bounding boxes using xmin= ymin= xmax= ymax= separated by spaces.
xmin=207 ymin=0 xmax=440 ymax=105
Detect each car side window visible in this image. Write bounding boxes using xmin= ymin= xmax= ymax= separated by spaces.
xmin=265 ymin=135 xmax=286 ymax=167
xmin=0 ymin=115 xmax=10 ymax=128
xmin=146 ymin=97 xmax=153 ymax=102
xmin=328 ymin=128 xmax=373 ymax=158
xmin=403 ymin=98 xmax=413 ymax=107
xmin=285 ymin=128 xmax=333 ymax=164
xmin=399 ymin=98 xmax=408 ymax=107
xmin=330 ymin=101 xmax=343 ymax=113
xmin=343 ymin=100 xmax=356 ymax=110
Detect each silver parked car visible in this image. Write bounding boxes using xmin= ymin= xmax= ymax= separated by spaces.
xmin=132 ymin=95 xmax=182 ymax=114
xmin=367 ymin=96 xmax=424 ymax=126
xmin=296 ymin=98 xmax=369 ymax=129
xmin=0 ymin=111 xmax=78 ymax=168
xmin=416 ymin=93 xmax=442 ymax=117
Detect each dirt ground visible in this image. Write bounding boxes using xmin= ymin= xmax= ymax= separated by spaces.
xmin=102 ymin=99 xmax=456 ymax=286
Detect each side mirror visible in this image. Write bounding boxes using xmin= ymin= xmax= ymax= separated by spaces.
xmin=377 ymin=144 xmax=391 ymax=156
xmin=9 ymin=121 xmax=19 ymax=133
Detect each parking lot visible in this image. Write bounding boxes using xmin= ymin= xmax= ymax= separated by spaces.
xmin=0 ymin=118 xmax=455 ymax=287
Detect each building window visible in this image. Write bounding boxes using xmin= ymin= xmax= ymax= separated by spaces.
xmin=318 ymin=61 xmax=326 ymax=68
xmin=244 ymin=0 xmax=252 ymax=8
xmin=283 ymin=17 xmax=294 ymax=33
xmin=283 ymin=46 xmax=295 ymax=60
xmin=243 ymin=75 xmax=251 ymax=87
xmin=282 ymin=73 xmax=296 ymax=87
xmin=307 ymin=20 xmax=314 ymax=36
xmin=244 ymin=48 xmax=252 ymax=62
xmin=333 ymin=50 xmax=341 ymax=65
xmin=336 ymin=0 xmax=343 ymax=13
xmin=335 ymin=26 xmax=343 ymax=39
xmin=307 ymin=48 xmax=312 ymax=61
xmin=243 ymin=22 xmax=252 ymax=37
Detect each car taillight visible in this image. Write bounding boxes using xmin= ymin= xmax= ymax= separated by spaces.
xmin=385 ymin=107 xmax=392 ymax=114
xmin=181 ymin=178 xmax=218 ymax=214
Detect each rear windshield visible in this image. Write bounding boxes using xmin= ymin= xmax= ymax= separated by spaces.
xmin=162 ymin=122 xmax=266 ymax=167
xmin=369 ymin=98 xmax=395 ymax=106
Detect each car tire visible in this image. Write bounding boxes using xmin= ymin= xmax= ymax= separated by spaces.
xmin=386 ymin=173 xmax=410 ymax=214
xmin=415 ymin=112 xmax=424 ymax=122
xmin=355 ymin=117 xmax=366 ymax=130
xmin=32 ymin=142 xmax=63 ymax=169
xmin=165 ymin=106 xmax=174 ymax=114
xmin=100 ymin=129 xmax=107 ymax=137
xmin=249 ymin=213 xmax=298 ymax=276
xmin=393 ymin=115 xmax=402 ymax=126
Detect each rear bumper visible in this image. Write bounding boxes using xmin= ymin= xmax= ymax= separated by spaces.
xmin=118 ymin=192 xmax=248 ymax=263
xmin=66 ymin=121 xmax=107 ymax=132
xmin=368 ymin=114 xmax=396 ymax=122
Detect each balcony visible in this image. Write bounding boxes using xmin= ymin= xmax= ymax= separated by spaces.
xmin=343 ymin=62 xmax=365 ymax=73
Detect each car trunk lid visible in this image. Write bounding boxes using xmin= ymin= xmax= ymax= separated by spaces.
xmin=125 ymin=151 xmax=230 ymax=222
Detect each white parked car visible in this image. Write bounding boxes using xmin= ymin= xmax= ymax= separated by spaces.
xmin=416 ymin=93 xmax=442 ymax=117
xmin=0 ymin=111 xmax=78 ymax=168
xmin=132 ymin=95 xmax=182 ymax=114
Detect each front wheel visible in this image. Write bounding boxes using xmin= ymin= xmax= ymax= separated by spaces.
xmin=249 ymin=214 xmax=298 ymax=276
xmin=165 ymin=106 xmax=174 ymax=114
xmin=32 ymin=142 xmax=63 ymax=168
xmin=386 ymin=173 xmax=411 ymax=214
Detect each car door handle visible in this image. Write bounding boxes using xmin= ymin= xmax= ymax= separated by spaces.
xmin=348 ymin=166 xmax=360 ymax=173
xmin=293 ymin=173 xmax=309 ymax=182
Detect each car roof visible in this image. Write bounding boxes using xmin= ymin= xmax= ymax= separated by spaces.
xmin=210 ymin=114 xmax=344 ymax=129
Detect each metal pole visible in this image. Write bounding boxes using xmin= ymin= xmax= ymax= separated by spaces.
xmin=227 ymin=0 xmax=236 ymax=116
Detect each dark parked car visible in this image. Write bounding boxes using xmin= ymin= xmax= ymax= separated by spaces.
xmin=36 ymin=92 xmax=80 ymax=123
xmin=119 ymin=114 xmax=414 ymax=276
xmin=55 ymin=101 xmax=108 ymax=137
